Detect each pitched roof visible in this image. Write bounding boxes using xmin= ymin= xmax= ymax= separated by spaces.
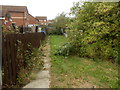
xmin=28 ymin=13 xmax=38 ymax=21
xmin=36 ymin=16 xmax=47 ymax=20
xmin=0 ymin=5 xmax=28 ymax=17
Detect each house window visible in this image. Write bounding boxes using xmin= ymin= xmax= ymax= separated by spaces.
xmin=9 ymin=18 xmax=12 ymax=21
xmin=0 ymin=17 xmax=5 ymax=20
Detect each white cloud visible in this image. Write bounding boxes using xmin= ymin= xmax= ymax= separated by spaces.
xmin=0 ymin=0 xmax=80 ymax=20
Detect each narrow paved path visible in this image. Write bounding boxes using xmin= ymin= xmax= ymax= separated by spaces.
xmin=23 ymin=40 xmax=51 ymax=88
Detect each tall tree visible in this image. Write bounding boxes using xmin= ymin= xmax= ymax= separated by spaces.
xmin=51 ymin=12 xmax=69 ymax=34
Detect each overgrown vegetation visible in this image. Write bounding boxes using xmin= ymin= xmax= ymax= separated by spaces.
xmin=51 ymin=2 xmax=119 ymax=88
xmin=57 ymin=2 xmax=119 ymax=63
xmin=50 ymin=35 xmax=118 ymax=88
xmin=47 ymin=13 xmax=69 ymax=35
xmin=2 ymin=24 xmax=19 ymax=34
xmin=16 ymin=41 xmax=44 ymax=87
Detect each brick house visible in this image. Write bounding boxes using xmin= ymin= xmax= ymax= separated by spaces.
xmin=47 ymin=20 xmax=54 ymax=26
xmin=28 ymin=13 xmax=39 ymax=25
xmin=28 ymin=14 xmax=39 ymax=32
xmin=0 ymin=5 xmax=29 ymax=27
xmin=0 ymin=5 xmax=40 ymax=32
xmin=36 ymin=16 xmax=47 ymax=25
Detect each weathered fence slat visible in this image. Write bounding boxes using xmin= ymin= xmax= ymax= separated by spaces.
xmin=2 ymin=32 xmax=45 ymax=87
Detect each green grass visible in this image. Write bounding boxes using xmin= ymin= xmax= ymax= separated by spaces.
xmin=50 ymin=35 xmax=118 ymax=88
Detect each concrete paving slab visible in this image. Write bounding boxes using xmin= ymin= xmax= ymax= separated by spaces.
xmin=23 ymin=41 xmax=51 ymax=88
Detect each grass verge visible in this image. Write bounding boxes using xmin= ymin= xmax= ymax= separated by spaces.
xmin=50 ymin=35 xmax=118 ymax=88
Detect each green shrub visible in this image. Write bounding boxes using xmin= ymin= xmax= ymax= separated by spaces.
xmin=47 ymin=27 xmax=62 ymax=35
xmin=57 ymin=2 xmax=119 ymax=63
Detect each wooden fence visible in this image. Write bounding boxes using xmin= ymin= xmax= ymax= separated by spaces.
xmin=2 ymin=32 xmax=45 ymax=87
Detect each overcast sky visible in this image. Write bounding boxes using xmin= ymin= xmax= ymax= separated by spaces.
xmin=0 ymin=0 xmax=81 ymax=20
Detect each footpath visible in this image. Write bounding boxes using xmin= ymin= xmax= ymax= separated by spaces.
xmin=23 ymin=41 xmax=51 ymax=88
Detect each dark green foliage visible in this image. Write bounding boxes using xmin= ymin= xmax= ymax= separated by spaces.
xmin=59 ymin=2 xmax=119 ymax=63
xmin=47 ymin=28 xmax=63 ymax=35
xmin=49 ymin=12 xmax=69 ymax=35
xmin=17 ymin=43 xmax=43 ymax=86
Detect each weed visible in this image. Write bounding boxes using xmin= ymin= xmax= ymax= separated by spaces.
xmin=16 ymin=43 xmax=44 ymax=87
xmin=50 ymin=35 xmax=118 ymax=88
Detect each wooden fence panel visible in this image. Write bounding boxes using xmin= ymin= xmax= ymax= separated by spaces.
xmin=2 ymin=32 xmax=45 ymax=87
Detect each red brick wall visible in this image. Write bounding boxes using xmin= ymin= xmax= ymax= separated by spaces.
xmin=36 ymin=19 xmax=39 ymax=24
xmin=10 ymin=12 xmax=24 ymax=26
xmin=10 ymin=12 xmax=38 ymax=26
xmin=28 ymin=14 xmax=36 ymax=25
xmin=39 ymin=19 xmax=47 ymax=25
xmin=11 ymin=18 xmax=24 ymax=26
xmin=10 ymin=12 xmax=24 ymax=17
xmin=9 ymin=12 xmax=29 ymax=26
